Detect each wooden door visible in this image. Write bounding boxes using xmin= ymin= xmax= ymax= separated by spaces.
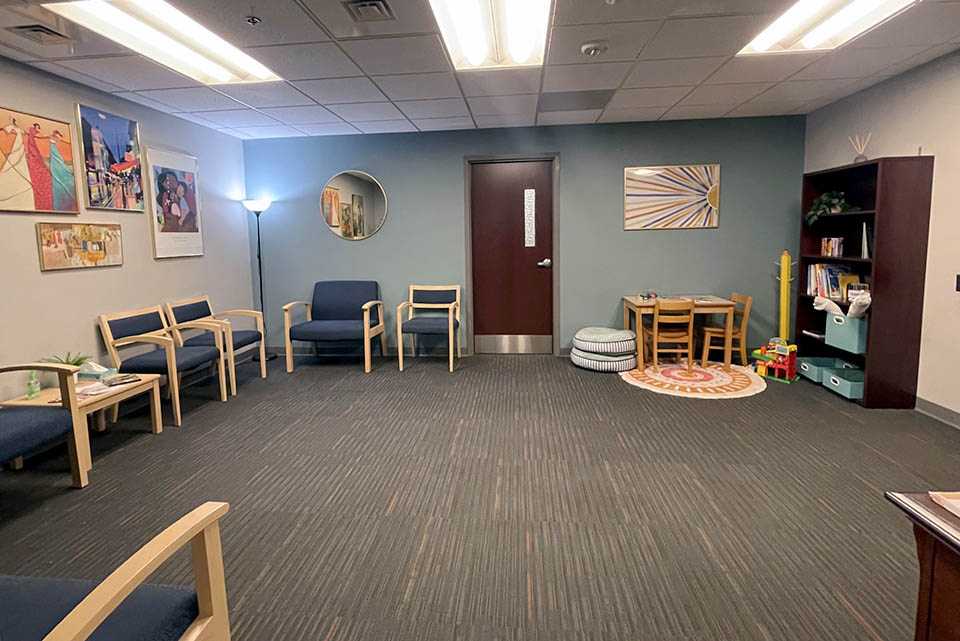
xmin=470 ymin=160 xmax=553 ymax=353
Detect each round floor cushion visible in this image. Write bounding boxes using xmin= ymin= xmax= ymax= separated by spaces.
xmin=570 ymin=347 xmax=637 ymax=372
xmin=573 ymin=327 xmax=637 ymax=355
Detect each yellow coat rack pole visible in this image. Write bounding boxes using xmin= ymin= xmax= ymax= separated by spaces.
xmin=777 ymin=250 xmax=793 ymax=340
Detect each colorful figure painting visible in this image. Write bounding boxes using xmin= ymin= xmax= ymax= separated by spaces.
xmin=36 ymin=222 xmax=122 ymax=271
xmin=0 ymin=106 xmax=79 ymax=214
xmin=321 ymin=186 xmax=340 ymax=227
xmin=623 ymin=164 xmax=720 ymax=230
xmin=145 ymin=147 xmax=203 ymax=258
xmin=78 ymin=105 xmax=143 ymax=211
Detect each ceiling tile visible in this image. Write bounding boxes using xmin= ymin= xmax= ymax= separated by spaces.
xmin=326 ymin=102 xmax=404 ymax=122
xmin=542 ymin=62 xmax=633 ymax=92
xmin=300 ymin=0 xmax=437 ymax=38
xmin=792 ymin=46 xmax=929 ymax=80
xmin=234 ymin=125 xmax=306 ymax=138
xmin=668 ymin=0 xmax=793 ymax=16
xmin=598 ymin=106 xmax=669 ymax=122
xmin=881 ymin=43 xmax=960 ymax=77
xmin=219 ymin=128 xmax=254 ymax=140
xmin=751 ymin=79 xmax=854 ymax=103
xmin=553 ymin=0 xmax=673 ymax=25
xmin=623 ymin=57 xmax=726 ymax=88
xmin=30 ymin=62 xmax=124 ymax=93
xmin=340 ymin=36 xmax=450 ymax=75
xmin=214 ymin=82 xmax=314 ymax=108
xmin=661 ymin=103 xmax=739 ymax=120
xmin=172 ymin=112 xmax=222 ymax=128
xmin=373 ymin=72 xmax=462 ymax=101
xmin=538 ymin=110 xmax=602 ymax=125
xmin=413 ymin=117 xmax=476 ymax=131
xmin=396 ymin=98 xmax=469 ymax=119
xmin=467 ymin=94 xmax=539 ymax=115
xmin=192 ymin=109 xmax=280 ymax=127
xmin=706 ymin=52 xmax=823 ymax=84
xmin=112 ymin=91 xmax=181 ymax=113
xmin=539 ymin=90 xmax=614 ymax=112
xmin=56 ymin=56 xmax=196 ymax=91
xmin=547 ymin=22 xmax=660 ymax=65
xmin=169 ymin=0 xmax=329 ymax=46
xmin=726 ymin=101 xmax=809 ymax=117
xmin=681 ymin=82 xmax=772 ymax=105
xmin=292 ymin=77 xmax=387 ymax=104
xmin=242 ymin=43 xmax=360 ymax=81
xmin=354 ymin=120 xmax=418 ymax=134
xmin=640 ymin=15 xmax=770 ymax=59
xmin=475 ymin=113 xmax=536 ymax=128
xmin=457 ymin=68 xmax=541 ymax=96
xmin=0 ymin=42 xmax=36 ymax=62
xmin=295 ymin=123 xmax=361 ymax=136
xmin=607 ymin=86 xmax=692 ymax=109
xmin=846 ymin=2 xmax=960 ymax=49
xmin=136 ymin=87 xmax=243 ymax=111
xmin=259 ymin=105 xmax=341 ymax=124
xmin=0 ymin=9 xmax=127 ymax=58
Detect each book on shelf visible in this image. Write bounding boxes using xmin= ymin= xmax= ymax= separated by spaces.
xmin=820 ymin=237 xmax=844 ymax=257
xmin=806 ymin=263 xmax=854 ymax=300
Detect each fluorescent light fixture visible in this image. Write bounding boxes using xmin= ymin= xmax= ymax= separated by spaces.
xmin=428 ymin=0 xmax=550 ymax=70
xmin=42 ymin=0 xmax=281 ymax=84
xmin=738 ymin=0 xmax=922 ymax=55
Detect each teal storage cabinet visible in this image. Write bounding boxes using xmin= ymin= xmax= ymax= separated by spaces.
xmin=825 ymin=313 xmax=868 ymax=354
xmin=822 ymin=367 xmax=865 ymax=400
xmin=797 ymin=357 xmax=853 ymax=383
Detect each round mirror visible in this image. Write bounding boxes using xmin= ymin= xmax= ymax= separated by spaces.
xmin=320 ymin=170 xmax=387 ymax=240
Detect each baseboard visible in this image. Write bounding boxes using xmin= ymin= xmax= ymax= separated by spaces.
xmin=916 ymin=398 xmax=960 ymax=431
xmin=272 ymin=346 xmax=471 ymax=357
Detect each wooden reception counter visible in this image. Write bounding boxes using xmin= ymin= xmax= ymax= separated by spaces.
xmin=886 ymin=492 xmax=960 ymax=641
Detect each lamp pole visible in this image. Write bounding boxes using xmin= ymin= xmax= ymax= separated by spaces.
xmin=243 ymin=200 xmax=277 ymax=362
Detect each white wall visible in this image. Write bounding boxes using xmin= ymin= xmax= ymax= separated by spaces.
xmin=0 ymin=57 xmax=252 ymax=399
xmin=805 ymin=50 xmax=960 ymax=414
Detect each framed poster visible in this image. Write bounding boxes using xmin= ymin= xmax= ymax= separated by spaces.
xmin=77 ymin=104 xmax=144 ymax=211
xmin=321 ymin=185 xmax=340 ymax=227
xmin=623 ymin=164 xmax=720 ymax=230
xmin=36 ymin=222 xmax=122 ymax=271
xmin=145 ymin=147 xmax=203 ymax=258
xmin=1 ymin=105 xmax=80 ymax=214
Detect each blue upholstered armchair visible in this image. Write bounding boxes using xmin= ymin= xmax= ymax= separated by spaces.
xmin=99 ymin=305 xmax=227 ymax=427
xmin=165 ymin=295 xmax=267 ymax=397
xmin=283 ymin=280 xmax=386 ymax=373
xmin=397 ymin=285 xmax=461 ymax=372
xmin=0 ymin=363 xmax=90 ymax=488
xmin=0 ymin=502 xmax=231 ymax=641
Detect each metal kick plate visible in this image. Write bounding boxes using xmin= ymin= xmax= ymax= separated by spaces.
xmin=475 ymin=334 xmax=552 ymax=354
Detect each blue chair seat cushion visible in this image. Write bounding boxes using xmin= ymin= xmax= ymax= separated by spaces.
xmin=184 ymin=329 xmax=261 ymax=350
xmin=119 ymin=346 xmax=220 ymax=374
xmin=0 ymin=406 xmax=72 ymax=463
xmin=289 ymin=319 xmax=379 ymax=342
xmin=401 ymin=316 xmax=459 ymax=335
xmin=0 ymin=574 xmax=197 ymax=641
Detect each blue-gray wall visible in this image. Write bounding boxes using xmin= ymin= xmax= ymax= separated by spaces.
xmin=243 ymin=117 xmax=805 ymax=351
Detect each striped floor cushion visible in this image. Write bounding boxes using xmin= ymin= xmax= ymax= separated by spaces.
xmin=573 ymin=327 xmax=637 ymax=355
xmin=570 ymin=348 xmax=637 ymax=372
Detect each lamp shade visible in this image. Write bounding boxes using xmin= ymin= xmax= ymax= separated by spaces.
xmin=242 ymin=199 xmax=271 ymax=213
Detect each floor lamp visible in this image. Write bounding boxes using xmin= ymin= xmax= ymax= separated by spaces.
xmin=242 ymin=199 xmax=277 ymax=362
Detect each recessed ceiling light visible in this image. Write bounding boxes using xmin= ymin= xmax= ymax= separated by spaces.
xmin=428 ymin=0 xmax=551 ymax=70
xmin=738 ymin=0 xmax=922 ymax=55
xmin=41 ymin=0 xmax=281 ymax=84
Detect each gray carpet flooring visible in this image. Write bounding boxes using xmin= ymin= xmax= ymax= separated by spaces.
xmin=2 ymin=354 xmax=960 ymax=641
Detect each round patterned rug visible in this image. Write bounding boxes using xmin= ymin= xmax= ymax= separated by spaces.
xmin=619 ymin=361 xmax=766 ymax=399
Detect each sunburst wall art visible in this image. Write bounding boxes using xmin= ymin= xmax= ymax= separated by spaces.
xmin=623 ymin=164 xmax=720 ymax=230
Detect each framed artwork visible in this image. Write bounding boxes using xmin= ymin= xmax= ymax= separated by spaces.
xmin=77 ymin=104 xmax=144 ymax=211
xmin=352 ymin=194 xmax=364 ymax=237
xmin=321 ymin=186 xmax=340 ymax=227
xmin=36 ymin=222 xmax=122 ymax=271
xmin=623 ymin=164 xmax=720 ymax=230
xmin=145 ymin=147 xmax=203 ymax=258
xmin=339 ymin=203 xmax=353 ymax=239
xmin=1 ymin=105 xmax=79 ymax=214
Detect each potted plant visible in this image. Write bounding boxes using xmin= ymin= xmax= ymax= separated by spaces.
xmin=41 ymin=352 xmax=91 ymax=382
xmin=805 ymin=191 xmax=854 ymax=225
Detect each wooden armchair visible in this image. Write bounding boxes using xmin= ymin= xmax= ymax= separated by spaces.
xmin=0 ymin=362 xmax=90 ymax=488
xmin=164 ymin=295 xmax=267 ymax=397
xmin=99 ymin=306 xmax=227 ymax=427
xmin=396 ymin=285 xmax=461 ymax=372
xmin=0 ymin=502 xmax=231 ymax=641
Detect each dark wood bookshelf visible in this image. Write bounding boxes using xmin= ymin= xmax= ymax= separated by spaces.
xmin=796 ymin=156 xmax=934 ymax=408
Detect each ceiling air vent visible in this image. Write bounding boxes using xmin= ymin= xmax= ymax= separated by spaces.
xmin=5 ymin=23 xmax=72 ymax=46
xmin=342 ymin=0 xmax=395 ymax=22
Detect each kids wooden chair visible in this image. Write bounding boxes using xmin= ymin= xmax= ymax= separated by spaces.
xmin=701 ymin=293 xmax=752 ymax=366
xmin=396 ymin=285 xmax=461 ymax=372
xmin=642 ymin=298 xmax=696 ymax=372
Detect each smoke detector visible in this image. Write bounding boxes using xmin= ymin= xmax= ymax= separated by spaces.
xmin=580 ymin=41 xmax=608 ymax=57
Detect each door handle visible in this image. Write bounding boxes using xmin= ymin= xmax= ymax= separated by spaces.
xmin=537 ymin=258 xmax=552 ymax=268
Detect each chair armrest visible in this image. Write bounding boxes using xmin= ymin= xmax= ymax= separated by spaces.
xmin=0 ymin=363 xmax=79 ymax=375
xmin=168 ymin=319 xmax=229 ymax=333
xmin=213 ymin=309 xmax=262 ymax=320
xmin=361 ymin=300 xmax=383 ymax=311
xmin=43 ymin=502 xmax=230 ymax=641
xmin=281 ymin=301 xmax=311 ymax=312
xmin=112 ymin=334 xmax=174 ymax=349
xmin=397 ymin=301 xmax=413 ymax=313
